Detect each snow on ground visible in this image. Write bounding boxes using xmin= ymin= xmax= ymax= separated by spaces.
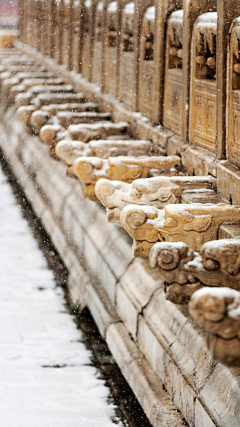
xmin=0 ymin=166 xmax=123 ymax=427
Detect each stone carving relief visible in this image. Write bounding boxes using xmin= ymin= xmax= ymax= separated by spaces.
xmin=18 ymin=102 xmax=98 ymax=133
xmin=139 ymin=5 xmax=155 ymax=119
xmin=95 ymin=175 xmax=216 ymax=224
xmin=149 ymin=239 xmax=240 ymax=304
xmin=68 ymin=121 xmax=129 ymax=142
xmin=55 ymin=138 xmax=155 ymax=172
xmin=31 ymin=111 xmax=110 ymax=135
xmin=190 ymin=12 xmax=217 ymax=153
xmin=1 ymin=72 xmax=55 ymax=108
xmin=17 ymin=92 xmax=86 ymax=129
xmin=15 ymin=84 xmax=75 ymax=107
xmin=120 ymin=203 xmax=240 ymax=258
xmin=163 ymin=9 xmax=183 ymax=136
xmin=73 ymin=155 xmax=181 ymax=201
xmin=40 ymin=121 xmax=129 ymax=148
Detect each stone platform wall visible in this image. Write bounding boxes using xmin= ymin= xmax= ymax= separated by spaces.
xmin=1 ymin=106 xmax=240 ymax=427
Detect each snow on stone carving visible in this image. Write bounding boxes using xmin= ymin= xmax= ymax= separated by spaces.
xmin=189 ymin=286 xmax=240 ymax=366
xmin=120 ymin=203 xmax=240 ymax=258
xmin=74 ymin=155 xmax=181 ymax=200
xmin=149 ymin=239 xmax=240 ymax=304
xmin=95 ymin=175 xmax=216 ymax=224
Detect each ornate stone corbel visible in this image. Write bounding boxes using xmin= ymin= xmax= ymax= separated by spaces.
xmin=0 ymin=59 xmax=38 ymax=74
xmin=68 ymin=122 xmax=129 ymax=142
xmin=30 ymin=102 xmax=98 ymax=133
xmin=95 ymin=175 xmax=216 ymax=225
xmin=36 ymin=92 xmax=85 ymax=107
xmin=39 ymin=118 xmax=125 ymax=148
xmin=73 ymin=155 xmax=181 ymax=200
xmin=55 ymin=138 xmax=154 ymax=170
xmin=89 ymin=139 xmax=154 ymax=158
xmin=10 ymin=77 xmax=64 ymax=100
xmin=189 ymin=287 xmax=240 ymax=367
xmin=149 ymin=239 xmax=240 ymax=304
xmin=30 ymin=111 xmax=110 ymax=135
xmin=55 ymin=140 xmax=87 ymax=167
xmin=1 ymin=71 xmax=55 ymax=108
xmin=17 ymin=105 xmax=37 ymax=128
xmin=17 ymin=100 xmax=92 ymax=132
xmin=56 ymin=112 xmax=111 ymax=129
xmin=15 ymin=84 xmax=74 ymax=107
xmin=7 ymin=76 xmax=63 ymax=106
xmin=120 ymin=203 xmax=240 ymax=258
xmin=2 ymin=72 xmax=55 ymax=95
xmin=39 ymin=124 xmax=67 ymax=147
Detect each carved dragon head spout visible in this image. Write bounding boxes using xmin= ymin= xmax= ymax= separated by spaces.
xmin=200 ymin=239 xmax=240 ymax=279
xmin=95 ymin=176 xmax=180 ymax=225
xmin=189 ymin=287 xmax=240 ymax=367
xmin=95 ymin=179 xmax=128 ymax=224
xmin=148 ymin=239 xmax=240 ymax=305
xmin=74 ymin=156 xmax=181 ymax=200
xmin=149 ymin=241 xmax=202 ymax=304
xmin=121 ymin=203 xmax=240 ymax=259
xmin=55 ymin=140 xmax=88 ymax=165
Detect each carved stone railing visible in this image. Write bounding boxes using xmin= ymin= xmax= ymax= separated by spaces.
xmin=3 ymin=0 xmax=240 ymax=419
xmin=138 ymin=5 xmax=155 ymax=119
xmin=81 ymin=0 xmax=93 ymax=80
xmin=105 ymin=0 xmax=119 ymax=97
xmin=228 ymin=17 xmax=240 ymax=170
xmin=163 ymin=9 xmax=183 ymax=136
xmin=189 ymin=12 xmax=217 ymax=153
xmin=119 ymin=1 xmax=135 ymax=110
xmin=92 ymin=0 xmax=104 ymax=86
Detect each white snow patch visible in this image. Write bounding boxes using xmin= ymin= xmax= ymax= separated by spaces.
xmin=0 ymin=167 xmax=123 ymax=427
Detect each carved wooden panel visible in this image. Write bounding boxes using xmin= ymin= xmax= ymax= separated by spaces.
xmin=138 ymin=6 xmax=155 ymax=119
xmin=163 ymin=10 xmax=183 ymax=136
xmin=190 ymin=12 xmax=217 ymax=153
